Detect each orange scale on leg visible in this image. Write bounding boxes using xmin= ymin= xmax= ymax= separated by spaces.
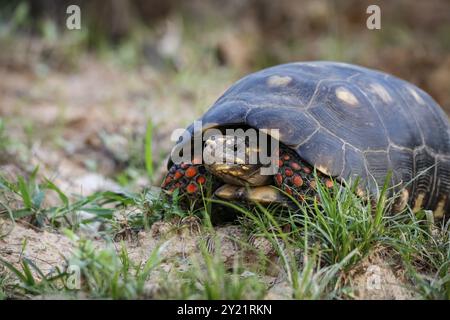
xmin=196 ymin=175 xmax=206 ymax=185
xmin=285 ymin=186 xmax=293 ymax=196
xmin=325 ymin=179 xmax=334 ymax=188
xmin=186 ymin=183 xmax=198 ymax=194
xmin=285 ymin=168 xmax=293 ymax=177
xmin=185 ymin=166 xmax=197 ymax=178
xmin=292 ymin=174 xmax=303 ymax=187
xmin=275 ymin=173 xmax=283 ymax=186
xmin=290 ymin=162 xmax=301 ymax=171
xmin=163 ymin=176 xmax=172 ymax=186
xmin=174 ymin=171 xmax=184 ymax=180
xmin=303 ymin=167 xmax=311 ymax=174
xmin=278 ymin=159 xmax=284 ymax=167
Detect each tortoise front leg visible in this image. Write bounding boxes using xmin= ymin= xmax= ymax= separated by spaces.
xmin=273 ymin=148 xmax=334 ymax=202
xmin=161 ymin=162 xmax=219 ymax=209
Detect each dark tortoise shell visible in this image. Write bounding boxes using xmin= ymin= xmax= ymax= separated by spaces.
xmin=170 ymin=62 xmax=450 ymax=219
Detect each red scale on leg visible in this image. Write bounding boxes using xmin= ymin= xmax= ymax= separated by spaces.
xmin=284 ymin=186 xmax=293 ymax=196
xmin=275 ymin=147 xmax=323 ymax=204
xmin=174 ymin=170 xmax=184 ymax=180
xmin=292 ymin=174 xmax=303 ymax=187
xmin=285 ymin=168 xmax=293 ymax=177
xmin=278 ymin=159 xmax=284 ymax=167
xmin=275 ymin=173 xmax=283 ymax=186
xmin=325 ymin=178 xmax=334 ymax=188
xmin=162 ymin=175 xmax=172 ymax=187
xmin=196 ymin=175 xmax=206 ymax=185
xmin=186 ymin=183 xmax=198 ymax=194
xmin=185 ymin=166 xmax=197 ymax=178
xmin=162 ymin=163 xmax=201 ymax=194
xmin=290 ymin=162 xmax=301 ymax=171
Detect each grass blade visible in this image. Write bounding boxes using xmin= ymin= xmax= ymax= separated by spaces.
xmin=45 ymin=179 xmax=69 ymax=207
xmin=17 ymin=176 xmax=32 ymax=209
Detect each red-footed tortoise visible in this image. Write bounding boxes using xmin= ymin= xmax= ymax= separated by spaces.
xmin=162 ymin=62 xmax=450 ymax=220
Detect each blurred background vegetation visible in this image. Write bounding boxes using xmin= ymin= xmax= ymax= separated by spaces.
xmin=0 ymin=0 xmax=449 ymax=192
xmin=1 ymin=0 xmax=449 ymax=99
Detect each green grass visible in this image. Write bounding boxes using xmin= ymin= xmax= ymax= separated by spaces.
xmin=63 ymin=230 xmax=164 ymax=299
xmin=0 ymin=255 xmax=66 ymax=298
xmin=208 ymin=173 xmax=450 ymax=299
xmin=214 ymin=174 xmax=389 ymax=266
xmin=0 ymin=230 xmax=165 ymax=299
xmin=386 ymin=215 xmax=450 ymax=299
xmin=0 ymin=167 xmax=167 ymax=230
xmin=1 ymin=168 xmax=449 ymax=300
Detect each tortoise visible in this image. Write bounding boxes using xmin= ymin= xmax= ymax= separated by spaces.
xmin=162 ymin=61 xmax=450 ymax=219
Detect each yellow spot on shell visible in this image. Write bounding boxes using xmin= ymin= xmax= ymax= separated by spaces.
xmin=267 ymin=75 xmax=292 ymax=87
xmin=316 ymin=165 xmax=330 ymax=175
xmin=356 ymin=187 xmax=366 ymax=198
xmin=370 ymin=83 xmax=392 ymax=103
xmin=336 ymin=87 xmax=358 ymax=106
xmin=413 ymin=193 xmax=425 ymax=213
xmin=407 ymin=87 xmax=425 ymax=105
xmin=394 ymin=189 xmax=409 ymax=213
xmin=434 ymin=197 xmax=446 ymax=219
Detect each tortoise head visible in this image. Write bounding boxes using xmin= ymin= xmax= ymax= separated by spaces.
xmin=203 ymin=134 xmax=272 ymax=186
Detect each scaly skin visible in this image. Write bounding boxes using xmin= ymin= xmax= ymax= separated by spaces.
xmin=161 ymin=162 xmax=221 ymax=208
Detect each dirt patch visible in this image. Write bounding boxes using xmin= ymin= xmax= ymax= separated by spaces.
xmin=346 ymin=248 xmax=417 ymax=300
xmin=0 ymin=216 xmax=252 ymax=280
xmin=0 ymin=219 xmax=76 ymax=275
